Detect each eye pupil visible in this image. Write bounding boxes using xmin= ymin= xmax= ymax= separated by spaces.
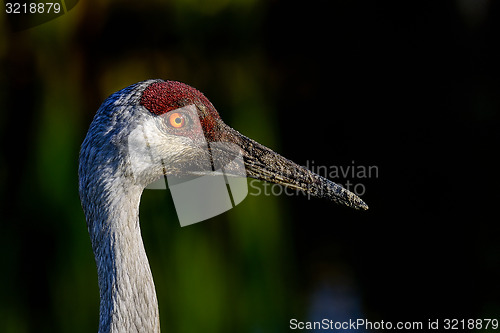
xmin=175 ymin=118 xmax=182 ymax=124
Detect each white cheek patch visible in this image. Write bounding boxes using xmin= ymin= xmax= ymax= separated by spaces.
xmin=128 ymin=119 xmax=160 ymax=180
xmin=128 ymin=104 xmax=248 ymax=227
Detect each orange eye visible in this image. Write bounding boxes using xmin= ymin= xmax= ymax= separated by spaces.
xmin=168 ymin=112 xmax=185 ymax=128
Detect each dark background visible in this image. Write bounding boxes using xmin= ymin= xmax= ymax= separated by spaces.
xmin=1 ymin=0 xmax=499 ymax=332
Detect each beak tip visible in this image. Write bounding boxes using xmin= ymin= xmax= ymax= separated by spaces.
xmin=339 ymin=188 xmax=368 ymax=211
xmin=358 ymin=201 xmax=369 ymax=210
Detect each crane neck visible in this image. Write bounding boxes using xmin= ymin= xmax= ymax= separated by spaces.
xmin=82 ymin=171 xmax=160 ymax=333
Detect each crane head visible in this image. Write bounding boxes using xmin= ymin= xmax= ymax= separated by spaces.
xmin=81 ymin=79 xmax=368 ymax=212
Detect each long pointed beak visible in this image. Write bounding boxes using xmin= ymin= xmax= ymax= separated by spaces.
xmin=217 ymin=124 xmax=368 ymax=210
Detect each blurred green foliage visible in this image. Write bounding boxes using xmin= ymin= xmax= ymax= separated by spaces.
xmin=0 ymin=0 xmax=298 ymax=332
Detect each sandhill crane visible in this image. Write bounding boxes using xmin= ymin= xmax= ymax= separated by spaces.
xmin=78 ymin=79 xmax=368 ymax=333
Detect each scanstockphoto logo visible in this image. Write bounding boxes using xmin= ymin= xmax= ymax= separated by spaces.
xmin=249 ymin=160 xmax=378 ymax=198
xmin=4 ymin=0 xmax=79 ymax=32
xmin=128 ymin=104 xmax=248 ymax=228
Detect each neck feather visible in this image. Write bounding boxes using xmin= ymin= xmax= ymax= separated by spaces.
xmin=81 ymin=169 xmax=160 ymax=333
